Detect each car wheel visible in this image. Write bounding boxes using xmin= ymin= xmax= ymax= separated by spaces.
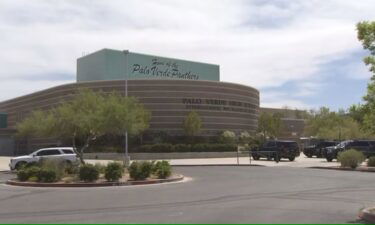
xmin=15 ymin=161 xmax=27 ymax=170
xmin=326 ymin=157 xmax=333 ymax=162
xmin=289 ymin=156 xmax=295 ymax=161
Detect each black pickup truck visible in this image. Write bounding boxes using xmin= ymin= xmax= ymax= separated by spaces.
xmin=303 ymin=141 xmax=338 ymax=158
xmin=251 ymin=140 xmax=300 ymax=162
xmin=324 ymin=140 xmax=375 ymax=162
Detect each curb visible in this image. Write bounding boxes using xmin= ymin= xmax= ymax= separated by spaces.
xmin=6 ymin=175 xmax=184 ymax=188
xmin=309 ymin=166 xmax=375 ymax=172
xmin=359 ymin=207 xmax=375 ymax=223
xmin=172 ymin=164 xmax=264 ymax=167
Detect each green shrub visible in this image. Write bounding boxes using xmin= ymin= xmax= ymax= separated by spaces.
xmin=65 ymin=163 xmax=80 ymax=175
xmin=239 ymin=131 xmax=252 ymax=144
xmin=94 ymin=163 xmax=106 ymax=174
xmin=151 ymin=143 xmax=173 ymax=153
xmin=39 ymin=158 xmax=66 ymax=180
xmin=137 ymin=143 xmax=237 ymax=153
xmin=16 ymin=166 xmax=41 ymax=182
xmin=367 ymin=156 xmax=375 ymax=167
xmin=79 ymin=164 xmax=99 ymax=182
xmin=28 ymin=176 xmax=38 ymax=182
xmin=219 ymin=130 xmax=237 ymax=144
xmin=138 ymin=145 xmax=153 ymax=153
xmin=174 ymin=144 xmax=192 ymax=152
xmin=338 ymin=149 xmax=365 ymax=169
xmin=129 ymin=161 xmax=153 ymax=180
xmin=37 ymin=168 xmax=58 ymax=183
xmin=25 ymin=161 xmax=40 ymax=168
xmin=27 ymin=166 xmax=41 ymax=178
xmin=105 ymin=162 xmax=124 ymax=182
xmin=192 ymin=143 xmax=208 ymax=152
xmin=17 ymin=169 xmax=29 ymax=181
xmin=153 ymin=161 xmax=172 ymax=179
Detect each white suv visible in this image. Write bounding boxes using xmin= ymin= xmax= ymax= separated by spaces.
xmin=9 ymin=147 xmax=79 ymax=170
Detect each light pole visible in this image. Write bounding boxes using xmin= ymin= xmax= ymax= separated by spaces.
xmin=123 ymin=50 xmax=130 ymax=167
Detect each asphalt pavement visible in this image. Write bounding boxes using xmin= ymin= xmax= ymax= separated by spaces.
xmin=0 ymin=166 xmax=374 ymax=223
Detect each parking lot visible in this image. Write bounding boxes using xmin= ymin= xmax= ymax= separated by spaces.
xmin=0 ymin=166 xmax=373 ymax=223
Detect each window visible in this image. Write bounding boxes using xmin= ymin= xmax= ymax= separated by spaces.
xmin=36 ymin=149 xmax=61 ymax=156
xmin=353 ymin=141 xmax=369 ymax=147
xmin=323 ymin=142 xmax=336 ymax=147
xmin=62 ymin=149 xmax=74 ymax=154
xmin=277 ymin=142 xmax=297 ymax=148
xmin=264 ymin=142 xmax=276 ymax=147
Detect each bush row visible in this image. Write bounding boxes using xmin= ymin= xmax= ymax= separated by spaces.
xmin=86 ymin=143 xmax=238 ymax=153
xmin=128 ymin=160 xmax=172 ymax=180
xmin=17 ymin=159 xmax=70 ymax=183
xmin=17 ymin=159 xmax=171 ymax=183
xmin=17 ymin=160 xmax=124 ymax=183
xmin=136 ymin=143 xmax=237 ymax=153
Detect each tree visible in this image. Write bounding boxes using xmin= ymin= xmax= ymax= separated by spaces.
xmin=238 ymin=131 xmax=252 ymax=145
xmin=348 ymin=104 xmax=367 ymax=125
xmin=304 ymin=107 xmax=371 ymax=140
xmin=357 ymin=21 xmax=375 ymax=134
xmin=357 ymin=21 xmax=375 ymax=75
xmin=16 ymin=89 xmax=151 ymax=163
xmin=183 ymin=111 xmax=202 ymax=140
xmin=257 ymin=112 xmax=282 ymax=139
xmin=220 ymin=130 xmax=236 ymax=144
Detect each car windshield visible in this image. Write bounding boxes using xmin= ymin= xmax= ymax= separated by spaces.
xmin=278 ymin=142 xmax=296 ymax=147
xmin=336 ymin=140 xmax=351 ymax=148
xmin=323 ymin=142 xmax=336 ymax=147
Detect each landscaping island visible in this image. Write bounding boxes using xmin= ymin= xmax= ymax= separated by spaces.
xmin=7 ymin=160 xmax=184 ymax=188
xmin=311 ymin=151 xmax=375 ymax=172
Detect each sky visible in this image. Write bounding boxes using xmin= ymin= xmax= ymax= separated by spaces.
xmin=0 ymin=0 xmax=374 ymax=111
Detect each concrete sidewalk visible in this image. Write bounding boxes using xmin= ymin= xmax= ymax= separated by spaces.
xmin=0 ymin=157 xmax=10 ymax=171
xmin=1 ymin=155 xmax=341 ymax=171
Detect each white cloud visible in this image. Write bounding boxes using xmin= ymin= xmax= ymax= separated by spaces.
xmin=0 ymin=0 xmax=374 ymax=108
xmin=260 ymin=91 xmax=313 ymax=109
xmin=343 ymin=60 xmax=373 ymax=80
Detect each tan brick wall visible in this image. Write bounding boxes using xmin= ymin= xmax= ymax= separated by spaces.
xmin=0 ymin=79 xmax=259 ymax=153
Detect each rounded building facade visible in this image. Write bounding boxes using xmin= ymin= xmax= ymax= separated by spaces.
xmin=0 ymin=79 xmax=259 ymax=138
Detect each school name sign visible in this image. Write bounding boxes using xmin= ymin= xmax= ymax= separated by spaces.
xmin=77 ymin=49 xmax=220 ymax=82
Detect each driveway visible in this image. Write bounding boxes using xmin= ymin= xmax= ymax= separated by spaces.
xmin=0 ymin=166 xmax=373 ymax=223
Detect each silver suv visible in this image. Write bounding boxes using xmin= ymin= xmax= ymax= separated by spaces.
xmin=9 ymin=147 xmax=78 ymax=170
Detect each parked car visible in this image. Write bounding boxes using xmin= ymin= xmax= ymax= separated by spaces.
xmin=9 ymin=147 xmax=78 ymax=170
xmin=303 ymin=141 xmax=338 ymax=158
xmin=251 ymin=140 xmax=300 ymax=162
xmin=324 ymin=140 xmax=375 ymax=162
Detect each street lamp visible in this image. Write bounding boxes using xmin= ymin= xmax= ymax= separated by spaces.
xmin=123 ymin=50 xmax=130 ymax=166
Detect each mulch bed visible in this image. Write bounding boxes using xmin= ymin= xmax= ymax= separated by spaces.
xmin=6 ymin=174 xmax=184 ymax=187
xmin=310 ymin=166 xmax=375 ymax=172
xmin=359 ymin=207 xmax=375 ymax=223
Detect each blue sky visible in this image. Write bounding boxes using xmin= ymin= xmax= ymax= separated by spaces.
xmin=0 ymin=0 xmax=374 ymax=111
